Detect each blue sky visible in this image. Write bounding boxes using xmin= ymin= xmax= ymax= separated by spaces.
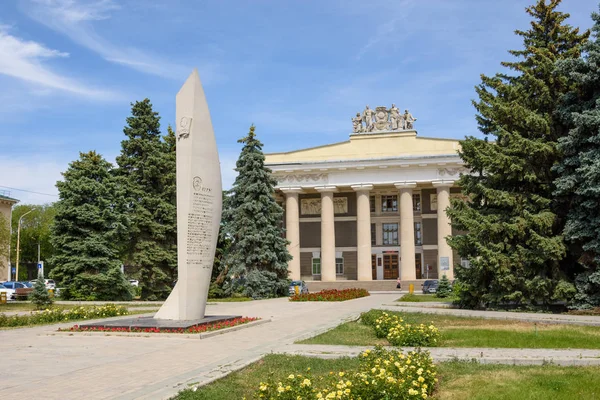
xmin=0 ymin=0 xmax=596 ymax=204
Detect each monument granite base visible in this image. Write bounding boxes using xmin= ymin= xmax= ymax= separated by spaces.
xmin=79 ymin=315 xmax=242 ymax=330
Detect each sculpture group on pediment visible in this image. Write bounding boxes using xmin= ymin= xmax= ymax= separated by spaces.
xmin=351 ymin=104 xmax=417 ymax=133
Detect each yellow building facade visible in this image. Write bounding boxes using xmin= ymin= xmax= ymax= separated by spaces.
xmin=265 ymin=122 xmax=465 ymax=284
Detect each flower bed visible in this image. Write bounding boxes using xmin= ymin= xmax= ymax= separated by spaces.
xmin=0 ymin=304 xmax=129 ymax=328
xmin=362 ymin=310 xmax=440 ymax=347
xmin=62 ymin=316 xmax=259 ymax=333
xmin=256 ymin=346 xmax=437 ymax=399
xmin=289 ymin=288 xmax=369 ymax=302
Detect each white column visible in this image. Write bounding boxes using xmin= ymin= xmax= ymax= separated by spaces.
xmin=282 ymin=188 xmax=302 ymax=281
xmin=395 ymin=182 xmax=417 ymax=281
xmin=433 ymin=181 xmax=455 ymax=280
xmin=317 ymin=186 xmax=337 ymax=282
xmin=352 ymin=184 xmax=374 ymax=281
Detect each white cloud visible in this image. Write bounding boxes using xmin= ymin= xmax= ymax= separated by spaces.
xmin=24 ymin=0 xmax=189 ymax=79
xmin=0 ymin=25 xmax=117 ymax=99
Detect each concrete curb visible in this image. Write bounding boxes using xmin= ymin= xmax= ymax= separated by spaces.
xmin=47 ymin=318 xmax=270 ymax=339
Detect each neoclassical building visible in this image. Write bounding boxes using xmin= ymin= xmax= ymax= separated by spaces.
xmin=264 ymin=106 xmax=466 ymax=283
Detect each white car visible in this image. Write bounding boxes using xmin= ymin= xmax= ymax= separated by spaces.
xmin=44 ymin=279 xmax=56 ymax=289
xmin=129 ymin=279 xmax=139 ymax=287
xmin=0 ymin=284 xmax=15 ymax=301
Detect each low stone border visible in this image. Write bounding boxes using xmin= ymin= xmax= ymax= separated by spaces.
xmin=48 ymin=318 xmax=270 ymax=339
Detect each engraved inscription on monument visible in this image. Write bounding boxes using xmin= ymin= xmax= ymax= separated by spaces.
xmin=187 ymin=190 xmax=214 ymax=268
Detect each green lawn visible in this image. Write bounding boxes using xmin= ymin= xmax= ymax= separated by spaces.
xmin=206 ymin=297 xmax=253 ymax=302
xmin=0 ymin=303 xmax=76 ymax=312
xmin=299 ymin=310 xmax=600 ymax=349
xmin=174 ymin=354 xmax=600 ymax=400
xmin=396 ymin=294 xmax=455 ymax=302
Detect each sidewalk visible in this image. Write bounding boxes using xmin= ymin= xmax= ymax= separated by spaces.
xmin=0 ymin=294 xmax=398 ymax=400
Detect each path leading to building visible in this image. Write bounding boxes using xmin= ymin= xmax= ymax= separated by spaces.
xmin=2 ymin=296 xmax=599 ymax=400
xmin=0 ymin=294 xmax=398 ymax=400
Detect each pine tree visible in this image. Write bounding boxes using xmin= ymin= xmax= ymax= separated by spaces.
xmin=436 ymin=275 xmax=452 ymax=298
xmin=30 ymin=273 xmax=52 ymax=310
xmin=49 ymin=151 xmax=132 ymax=301
xmin=226 ymin=125 xmax=291 ymax=299
xmin=116 ymin=100 xmax=177 ymax=300
xmin=554 ymin=9 xmax=600 ymax=309
xmin=447 ymin=0 xmax=589 ymax=308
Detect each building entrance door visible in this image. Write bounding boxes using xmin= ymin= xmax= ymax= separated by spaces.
xmin=371 ymin=254 xmax=376 ymax=280
xmin=383 ymin=253 xmax=399 ymax=280
xmin=415 ymin=254 xmax=422 ymax=279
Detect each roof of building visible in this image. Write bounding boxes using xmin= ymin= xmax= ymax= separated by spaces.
xmin=265 ymin=130 xmax=461 ymax=165
xmin=0 ymin=193 xmax=19 ymax=204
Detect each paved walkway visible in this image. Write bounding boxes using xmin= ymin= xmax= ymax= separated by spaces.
xmin=283 ymin=344 xmax=600 ymax=366
xmin=2 ymin=296 xmax=600 ymax=400
xmin=0 ymin=294 xmax=398 ymax=400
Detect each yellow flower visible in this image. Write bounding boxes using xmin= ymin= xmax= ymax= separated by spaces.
xmin=277 ymin=386 xmax=285 ymax=393
xmin=418 ymin=376 xmax=425 ymax=383
xmin=338 ymin=371 xmax=345 ymax=377
xmin=288 ymin=374 xmax=295 ymax=379
xmin=259 ymin=384 xmax=267 ymax=391
xmin=302 ymin=378 xmax=311 ymax=387
xmin=409 ymin=388 xmax=419 ymax=395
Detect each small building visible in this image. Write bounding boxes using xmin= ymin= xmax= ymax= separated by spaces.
xmin=0 ymin=191 xmax=19 ymax=281
xmin=264 ymin=106 xmax=465 ymax=285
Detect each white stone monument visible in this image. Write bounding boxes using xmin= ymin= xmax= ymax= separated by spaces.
xmin=154 ymin=69 xmax=222 ymax=320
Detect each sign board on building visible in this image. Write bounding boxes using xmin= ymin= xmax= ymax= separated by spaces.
xmin=440 ymin=257 xmax=449 ymax=270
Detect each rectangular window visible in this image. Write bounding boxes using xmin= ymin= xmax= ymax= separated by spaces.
xmin=413 ymin=194 xmax=421 ymax=212
xmin=381 ymin=195 xmax=398 ymax=212
xmin=312 ymin=258 xmax=321 ymax=275
xmin=370 ymin=195 xmax=376 ymax=213
xmin=461 ymin=258 xmax=470 ymax=269
xmin=371 ymin=223 xmax=376 ymax=246
xmin=336 ymin=258 xmax=344 ymax=275
xmin=414 ymin=222 xmax=422 ymax=246
xmin=382 ymin=223 xmax=399 ymax=245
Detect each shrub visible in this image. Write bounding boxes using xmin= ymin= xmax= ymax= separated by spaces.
xmin=435 ymin=275 xmax=452 ymax=298
xmin=30 ymin=274 xmax=53 ymax=310
xmin=360 ymin=309 xmax=386 ymax=327
xmin=255 ymin=346 xmax=437 ymax=400
xmin=289 ymin=288 xmax=369 ymax=302
xmin=361 ymin=311 xmax=440 ymax=347
xmin=0 ymin=304 xmax=128 ymax=328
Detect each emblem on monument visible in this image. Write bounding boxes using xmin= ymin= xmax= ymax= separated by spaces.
xmin=177 ymin=116 xmax=193 ymax=141
xmin=192 ymin=176 xmax=203 ymax=191
xmin=352 ymin=105 xmax=416 ymax=133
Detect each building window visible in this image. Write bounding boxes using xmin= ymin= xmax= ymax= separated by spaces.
xmin=381 ymin=195 xmax=398 ymax=212
xmin=371 ymin=223 xmax=376 ymax=246
xmin=336 ymin=258 xmax=344 ymax=275
xmin=370 ymin=195 xmax=376 ymax=213
xmin=413 ymin=194 xmax=421 ymax=212
xmin=382 ymin=223 xmax=399 ymax=245
xmin=414 ymin=222 xmax=422 ymax=245
xmin=461 ymin=258 xmax=470 ymax=269
xmin=312 ymin=258 xmax=321 ymax=275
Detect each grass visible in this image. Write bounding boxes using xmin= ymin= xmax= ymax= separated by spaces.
xmin=174 ymin=354 xmax=600 ymax=399
xmin=396 ymin=294 xmax=455 ymax=302
xmin=206 ymin=297 xmax=253 ymax=302
xmin=299 ymin=310 xmax=600 ymax=349
xmin=0 ymin=303 xmax=77 ymax=312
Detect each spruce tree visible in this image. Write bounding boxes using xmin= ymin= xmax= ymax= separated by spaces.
xmin=49 ymin=151 xmax=132 ymax=301
xmin=226 ymin=125 xmax=291 ymax=298
xmin=447 ymin=0 xmax=589 ymax=308
xmin=30 ymin=273 xmax=52 ymax=310
xmin=436 ymin=275 xmax=452 ymax=298
xmin=554 ymin=9 xmax=600 ymax=309
xmin=115 ymin=100 xmax=177 ymax=300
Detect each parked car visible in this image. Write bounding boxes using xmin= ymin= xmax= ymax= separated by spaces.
xmin=45 ymin=279 xmax=56 ymax=289
xmin=289 ymin=280 xmax=309 ymax=295
xmin=0 ymin=284 xmax=15 ymax=301
xmin=421 ymin=280 xmax=439 ymax=294
xmin=129 ymin=279 xmax=139 ymax=287
xmin=2 ymin=281 xmax=30 ymax=300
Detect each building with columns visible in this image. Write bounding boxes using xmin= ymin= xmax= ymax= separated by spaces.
xmin=264 ymin=111 xmax=465 ymax=284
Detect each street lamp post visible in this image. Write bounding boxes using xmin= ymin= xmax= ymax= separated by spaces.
xmin=15 ymin=209 xmax=34 ymax=281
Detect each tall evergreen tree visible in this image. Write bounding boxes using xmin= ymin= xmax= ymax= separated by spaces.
xmin=116 ymin=100 xmax=177 ymax=300
xmin=49 ymin=151 xmax=132 ymax=301
xmin=447 ymin=0 xmax=589 ymax=308
xmin=554 ymin=9 xmax=600 ymax=309
xmin=226 ymin=125 xmax=291 ymax=298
